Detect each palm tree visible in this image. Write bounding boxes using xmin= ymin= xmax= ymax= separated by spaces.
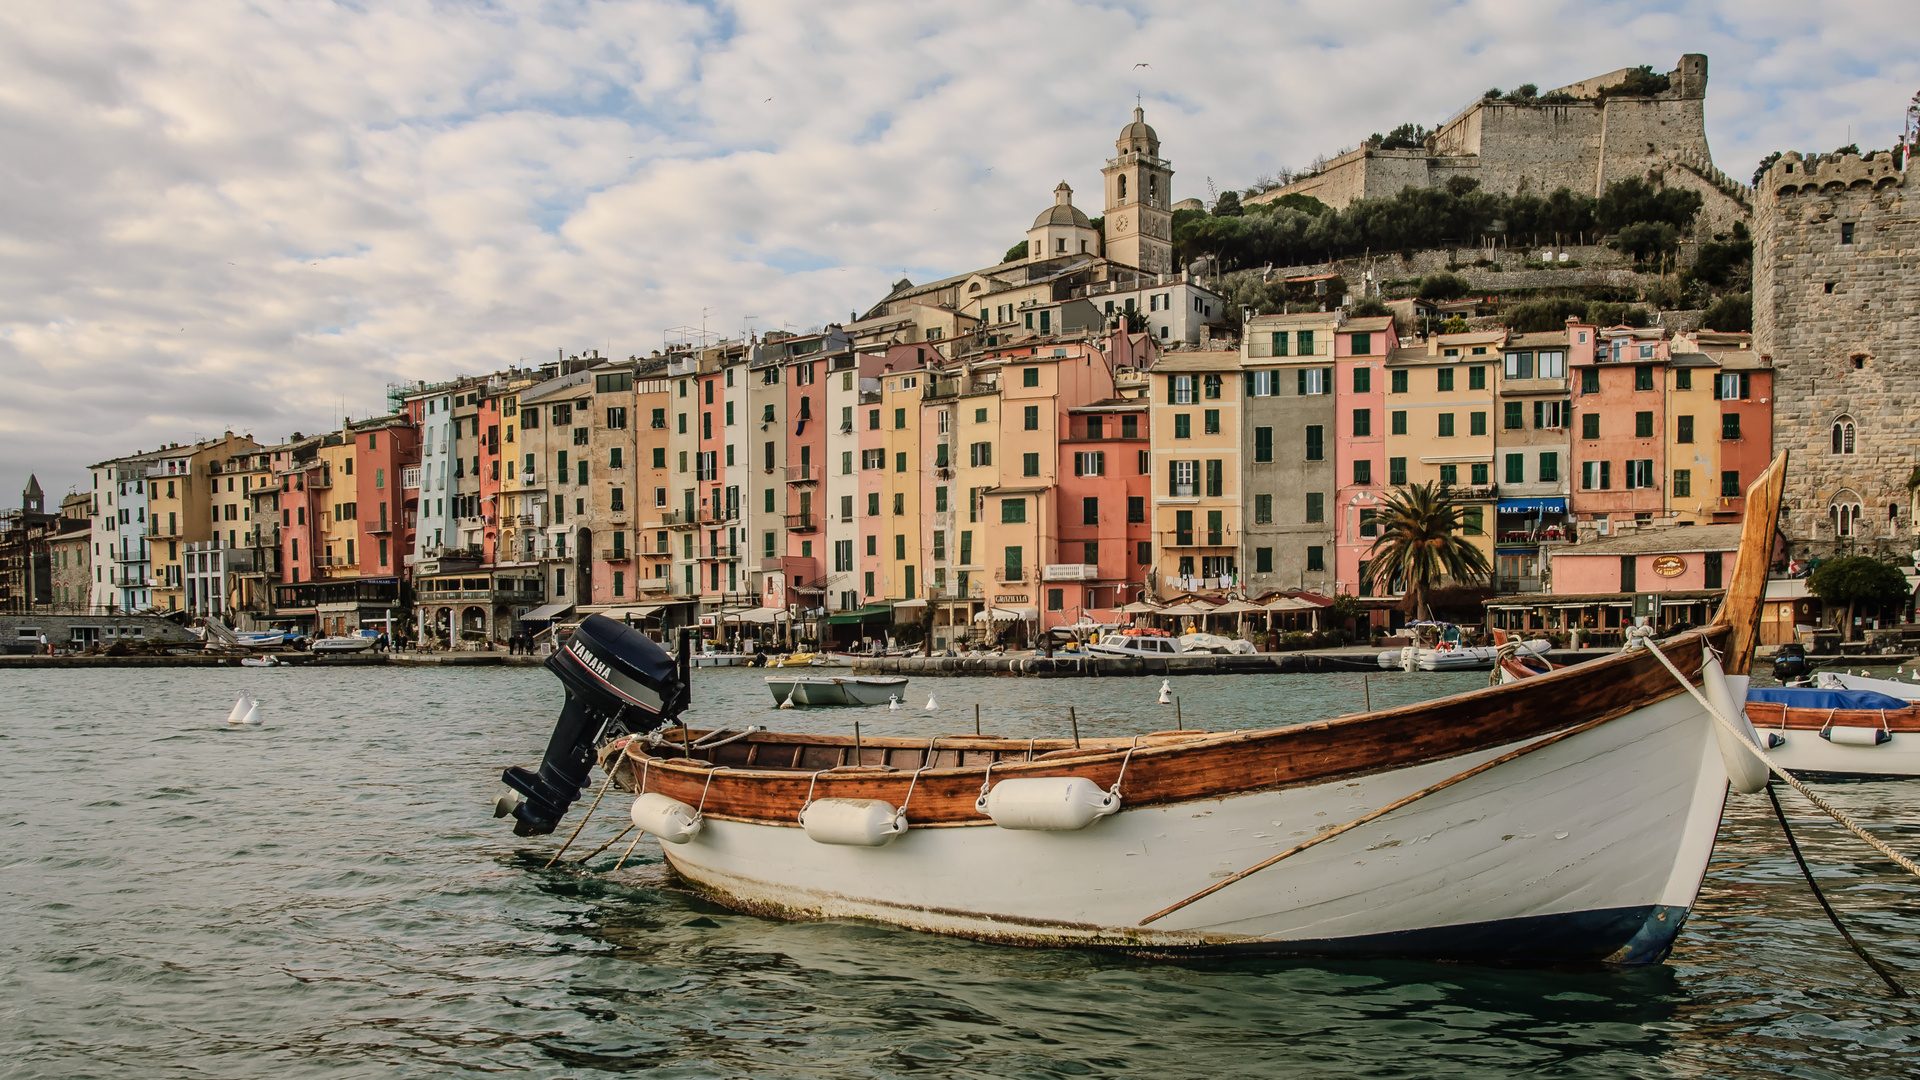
xmin=1362 ymin=482 xmax=1493 ymax=620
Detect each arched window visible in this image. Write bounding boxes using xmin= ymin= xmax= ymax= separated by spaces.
xmin=1117 ymin=175 xmax=1128 ymax=203
xmin=1831 ymin=416 xmax=1856 ymax=454
xmin=1830 ymin=495 xmax=1864 ymax=538
xmin=1148 ymin=175 xmax=1158 ymax=203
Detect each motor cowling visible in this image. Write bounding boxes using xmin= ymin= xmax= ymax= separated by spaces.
xmin=501 ymin=615 xmax=688 ymax=836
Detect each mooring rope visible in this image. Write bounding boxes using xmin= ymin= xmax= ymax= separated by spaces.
xmin=1633 ymin=628 xmax=1920 ymax=882
xmin=545 ymin=763 xmax=621 ymax=868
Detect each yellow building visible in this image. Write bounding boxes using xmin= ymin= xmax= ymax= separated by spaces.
xmin=143 ymin=432 xmax=259 ymax=611
xmin=1384 ymin=331 xmax=1502 ymax=574
xmin=1147 ymin=350 xmax=1242 ymax=597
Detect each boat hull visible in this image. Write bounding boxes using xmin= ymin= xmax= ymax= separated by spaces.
xmin=766 ymin=676 xmax=910 ymax=707
xmin=657 ymin=690 xmax=1729 ymax=963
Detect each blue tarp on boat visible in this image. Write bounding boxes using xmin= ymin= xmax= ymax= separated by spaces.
xmin=1746 ymin=687 xmax=1911 ymax=711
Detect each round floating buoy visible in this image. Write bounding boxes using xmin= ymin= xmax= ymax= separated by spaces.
xmin=801 ymin=798 xmax=907 ymax=846
xmin=630 ymin=792 xmax=702 ymax=844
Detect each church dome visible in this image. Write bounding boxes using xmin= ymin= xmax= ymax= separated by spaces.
xmin=1031 ymin=181 xmax=1092 ymax=229
xmin=1117 ymin=106 xmax=1159 ymax=152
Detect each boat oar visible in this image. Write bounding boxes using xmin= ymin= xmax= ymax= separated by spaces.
xmin=1139 ymin=711 xmax=1617 ymax=926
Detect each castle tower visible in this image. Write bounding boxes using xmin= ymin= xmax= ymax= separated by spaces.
xmin=1102 ymin=106 xmax=1174 ymax=276
xmin=22 ymin=474 xmax=43 ymax=515
xmin=1753 ymin=150 xmax=1918 ymax=554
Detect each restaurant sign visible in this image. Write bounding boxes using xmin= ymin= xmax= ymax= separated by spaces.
xmin=994 ymin=594 xmax=1029 ymax=603
xmin=1652 ymin=555 xmax=1687 ymax=578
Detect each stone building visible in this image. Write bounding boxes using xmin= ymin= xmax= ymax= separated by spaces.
xmin=1249 ymin=54 xmax=1752 ymax=238
xmin=1752 ymin=150 xmax=1917 ymax=555
xmin=49 ymin=494 xmax=91 ymax=612
xmin=1240 ymin=313 xmax=1342 ymax=597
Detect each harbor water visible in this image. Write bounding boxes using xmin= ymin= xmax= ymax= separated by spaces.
xmin=3 ymin=665 xmax=1918 ymax=1078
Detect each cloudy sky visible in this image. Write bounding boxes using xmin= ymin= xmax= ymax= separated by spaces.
xmin=2 ymin=0 xmax=1914 ymax=502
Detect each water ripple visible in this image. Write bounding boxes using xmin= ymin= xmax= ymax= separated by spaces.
xmin=2 ymin=665 xmax=1917 ymax=1078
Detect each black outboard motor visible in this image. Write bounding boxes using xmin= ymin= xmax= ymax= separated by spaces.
xmin=1772 ymin=643 xmax=1811 ymax=684
xmin=499 ymin=615 xmax=689 ymax=836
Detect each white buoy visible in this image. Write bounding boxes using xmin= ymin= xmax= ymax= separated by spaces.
xmin=1157 ymin=679 xmax=1172 ymax=705
xmin=226 ymin=695 xmax=252 ymax=724
xmin=924 ymin=693 xmax=937 ymax=711
xmin=779 ymin=685 xmax=797 ymax=709
xmin=887 ymin=695 xmax=901 ymax=711
xmin=239 ymin=701 xmax=262 ymax=726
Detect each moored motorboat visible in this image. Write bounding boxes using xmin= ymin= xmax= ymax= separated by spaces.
xmin=495 ymin=456 xmax=1791 ymax=965
xmin=1814 ymin=669 xmax=1920 ymax=701
xmin=311 ymin=631 xmax=379 ymax=653
xmin=1378 ymin=633 xmax=1551 ymax=671
xmin=765 ymin=675 xmax=910 ymax=707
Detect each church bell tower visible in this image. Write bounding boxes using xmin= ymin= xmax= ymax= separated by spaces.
xmin=1102 ymin=106 xmax=1174 ymax=276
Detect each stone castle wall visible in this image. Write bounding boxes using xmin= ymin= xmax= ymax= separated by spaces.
xmin=1753 ymin=151 xmax=1918 ymax=554
xmin=1251 ymin=55 xmax=1749 ymax=235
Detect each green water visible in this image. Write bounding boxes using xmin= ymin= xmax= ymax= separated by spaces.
xmin=2 ymin=665 xmax=1915 ymax=1078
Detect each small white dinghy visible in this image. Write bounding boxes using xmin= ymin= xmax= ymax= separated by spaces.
xmin=764 ymin=676 xmax=910 ymax=707
xmin=1814 ymin=670 xmax=1920 ymax=702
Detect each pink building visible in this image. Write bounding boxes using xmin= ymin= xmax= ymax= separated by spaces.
xmin=1051 ymin=394 xmax=1151 ymax=627
xmin=1331 ymin=315 xmax=1393 ymax=602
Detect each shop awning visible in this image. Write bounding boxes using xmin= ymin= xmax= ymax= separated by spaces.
xmin=598 ymin=605 xmax=663 ymax=619
xmin=522 ymin=603 xmax=573 ymax=622
xmin=1497 ymin=498 xmax=1568 ymax=513
xmin=973 ymin=606 xmax=1037 ymax=623
xmin=826 ymin=604 xmax=895 ymax=624
xmin=892 ymin=598 xmax=928 ymax=609
xmin=732 ymin=607 xmax=788 ymax=624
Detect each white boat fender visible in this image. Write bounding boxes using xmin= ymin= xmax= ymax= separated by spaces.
xmin=978 ymin=776 xmax=1120 ymax=831
xmin=1703 ymin=656 xmax=1768 ymax=793
xmin=1822 ymin=725 xmax=1892 ymax=747
xmin=630 ymin=792 xmax=703 ymax=844
xmin=1401 ymin=645 xmax=1417 ymax=673
xmin=800 ymin=798 xmax=908 ymax=846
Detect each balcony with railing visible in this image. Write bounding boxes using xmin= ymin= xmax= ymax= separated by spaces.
xmin=784 ymin=513 xmax=816 ymax=532
xmin=1438 ymin=483 xmax=1499 ymax=501
xmin=698 ymin=543 xmax=740 ymax=560
xmin=698 ymin=506 xmax=740 ymax=526
xmin=1496 ymin=576 xmax=1545 ymax=594
xmin=994 ymin=567 xmax=1027 ymax=583
xmin=783 ymin=464 xmax=817 ymax=485
xmin=1160 ymin=529 xmax=1228 ymax=548
xmin=662 ymin=511 xmax=698 ymax=531
xmin=599 ymin=548 xmax=633 ymax=563
xmin=1042 ymin=563 xmax=1100 ymax=581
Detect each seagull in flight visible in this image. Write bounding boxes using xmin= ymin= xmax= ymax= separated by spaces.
xmin=1134 ymin=62 xmax=1150 ymax=68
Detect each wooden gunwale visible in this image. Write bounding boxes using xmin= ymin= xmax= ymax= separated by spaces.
xmin=614 ymin=627 xmax=1723 ymax=827
xmin=1743 ymin=701 xmax=1920 ymax=732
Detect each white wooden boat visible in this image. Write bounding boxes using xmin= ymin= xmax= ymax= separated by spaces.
xmin=764 ymin=675 xmax=910 ymax=707
xmin=239 ymin=655 xmax=285 ymax=667
xmin=498 ymin=456 xmax=1791 ymax=965
xmin=1742 ymin=685 xmax=1920 ymax=779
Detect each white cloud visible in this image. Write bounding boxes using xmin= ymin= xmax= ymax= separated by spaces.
xmin=1 ymin=0 xmax=1913 ymax=498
